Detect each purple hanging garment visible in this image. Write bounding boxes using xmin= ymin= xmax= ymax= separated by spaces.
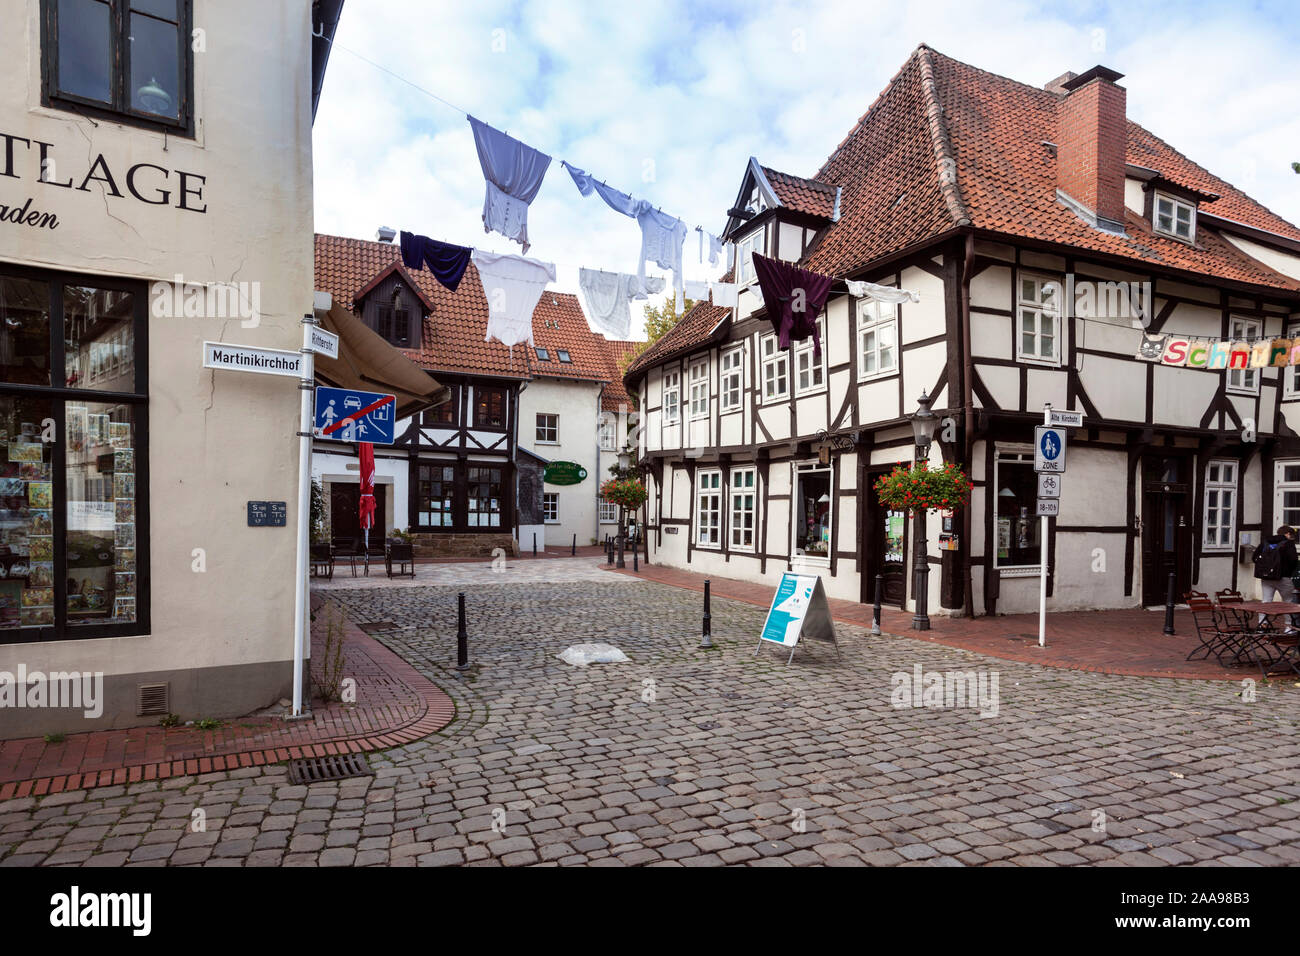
xmin=398 ymin=231 xmax=473 ymax=293
xmin=751 ymin=253 xmax=835 ymax=358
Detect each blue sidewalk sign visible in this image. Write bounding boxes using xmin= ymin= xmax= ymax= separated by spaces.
xmin=1034 ymin=425 xmax=1067 ymax=473
xmin=314 ymin=386 xmax=397 ymax=445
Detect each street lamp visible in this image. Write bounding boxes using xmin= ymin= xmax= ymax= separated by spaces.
xmin=615 ymin=448 xmax=633 ymax=568
xmin=907 ymin=391 xmax=940 ymax=631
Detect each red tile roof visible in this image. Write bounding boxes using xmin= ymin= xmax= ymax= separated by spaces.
xmin=628 ymin=45 xmax=1300 ymax=385
xmin=760 ymin=166 xmax=837 ymax=219
xmin=315 ymin=234 xmax=639 ymax=399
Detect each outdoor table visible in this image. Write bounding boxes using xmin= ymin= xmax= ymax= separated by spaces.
xmin=1219 ymin=602 xmax=1300 ymax=670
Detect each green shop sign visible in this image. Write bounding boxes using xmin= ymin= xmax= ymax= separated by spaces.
xmin=544 ymin=461 xmax=588 ymax=485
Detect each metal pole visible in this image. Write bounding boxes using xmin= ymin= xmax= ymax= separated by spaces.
xmin=872 ymin=573 xmax=883 ymax=636
xmin=700 ymin=579 xmax=712 ymax=648
xmin=291 ymin=312 xmax=316 ymax=718
xmin=912 ymin=504 xmax=930 ymax=630
xmin=571 ymin=533 xmax=576 ymax=556
xmin=532 ymin=532 xmax=537 ymax=558
xmin=632 ymin=538 xmax=638 ymax=572
xmin=1039 ymin=403 xmax=1051 ymax=648
xmin=456 ymin=592 xmax=470 ymax=671
xmin=1164 ymin=571 xmax=1177 ymax=635
xmin=616 ymin=507 xmax=626 ymax=568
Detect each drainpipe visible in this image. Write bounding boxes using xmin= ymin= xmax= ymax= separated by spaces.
xmin=960 ymin=232 xmax=976 ymax=618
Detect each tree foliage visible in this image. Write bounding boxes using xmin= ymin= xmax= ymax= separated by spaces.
xmin=617 ymin=297 xmax=697 ymax=375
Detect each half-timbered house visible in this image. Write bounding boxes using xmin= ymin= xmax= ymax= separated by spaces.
xmin=623 ymin=47 xmax=1300 ymax=616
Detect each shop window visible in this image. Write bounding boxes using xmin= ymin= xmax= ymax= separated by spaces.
xmin=995 ymin=450 xmax=1040 ymax=569
xmin=42 ymin=0 xmax=193 ymax=135
xmin=729 ymin=467 xmax=756 ymax=551
xmin=0 ymin=267 xmax=147 ymax=643
xmin=473 ymin=387 xmax=506 ymax=429
xmin=542 ymin=492 xmax=559 ymax=523
xmin=415 ymin=464 xmax=455 ymax=528
xmin=1202 ymin=460 xmax=1237 ymax=551
xmin=467 ymin=466 xmax=502 ymax=528
xmin=793 ymin=463 xmax=832 ymax=560
xmin=695 ymin=470 xmax=721 ymax=548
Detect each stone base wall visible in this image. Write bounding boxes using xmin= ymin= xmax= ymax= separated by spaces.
xmin=410 ymin=533 xmax=518 ymax=559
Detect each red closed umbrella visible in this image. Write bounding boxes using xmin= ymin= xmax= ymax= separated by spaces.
xmin=358 ymin=442 xmax=376 ymax=571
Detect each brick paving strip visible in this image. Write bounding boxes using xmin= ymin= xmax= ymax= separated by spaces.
xmin=0 ymin=594 xmax=455 ymax=800
xmin=607 ymin=562 xmax=1248 ymax=681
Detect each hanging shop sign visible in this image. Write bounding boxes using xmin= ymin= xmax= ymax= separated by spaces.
xmin=544 ymin=461 xmax=588 ymax=485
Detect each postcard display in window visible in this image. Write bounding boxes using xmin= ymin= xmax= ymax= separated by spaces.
xmin=0 ymin=408 xmax=51 ymax=626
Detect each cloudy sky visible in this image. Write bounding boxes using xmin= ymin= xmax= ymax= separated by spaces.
xmin=312 ymin=0 xmax=1300 ymax=339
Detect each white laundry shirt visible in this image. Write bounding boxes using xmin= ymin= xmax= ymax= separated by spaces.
xmin=561 ymin=161 xmax=641 ymax=218
xmin=707 ymin=232 xmax=724 ymax=267
xmin=844 ymin=279 xmax=920 ymax=304
xmin=473 ymin=250 xmax=556 ymax=347
xmin=579 ymin=269 xmax=665 ymax=339
xmin=468 ymin=116 xmax=552 ymax=254
xmin=683 ymin=279 xmax=710 ymax=302
xmin=710 ymin=282 xmax=738 ymax=308
xmin=636 ymin=205 xmax=687 ymax=312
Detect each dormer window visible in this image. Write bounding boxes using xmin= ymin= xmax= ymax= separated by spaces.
xmin=375 ymin=286 xmax=411 ymax=347
xmin=737 ymin=228 xmax=766 ymax=286
xmin=1154 ymin=192 xmax=1195 ymax=242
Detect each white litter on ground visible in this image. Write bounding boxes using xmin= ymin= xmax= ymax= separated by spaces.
xmin=557 ymin=643 xmax=630 ymax=667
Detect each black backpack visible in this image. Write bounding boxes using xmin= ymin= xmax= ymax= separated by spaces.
xmin=1255 ymin=540 xmax=1286 ymax=580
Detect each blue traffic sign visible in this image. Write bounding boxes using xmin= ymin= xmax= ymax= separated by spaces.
xmin=1040 ymin=430 xmax=1061 ymax=460
xmin=314 ymin=386 xmax=396 ymax=445
xmin=1034 ymin=425 xmax=1067 ymax=473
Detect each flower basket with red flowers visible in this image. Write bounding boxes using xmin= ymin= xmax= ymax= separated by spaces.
xmin=873 ymin=460 xmax=973 ymax=515
xmin=599 ymin=477 xmax=649 ymax=512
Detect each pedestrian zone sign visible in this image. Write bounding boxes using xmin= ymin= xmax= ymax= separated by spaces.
xmin=1034 ymin=426 xmax=1067 ymax=473
xmin=314 ymin=386 xmax=396 ymax=445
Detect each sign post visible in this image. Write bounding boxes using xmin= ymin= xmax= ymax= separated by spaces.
xmin=291 ymin=315 xmax=319 ymax=718
xmin=1032 ymin=407 xmax=1073 ymax=647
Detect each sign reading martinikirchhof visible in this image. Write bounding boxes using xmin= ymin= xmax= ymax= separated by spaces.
xmin=202 ymin=342 xmax=304 ymax=378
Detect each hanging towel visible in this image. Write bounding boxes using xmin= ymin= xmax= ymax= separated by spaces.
xmin=707 ymin=232 xmax=724 ymax=267
xmin=560 ymin=161 xmax=641 ymax=218
xmin=844 ymin=279 xmax=920 ymax=304
xmin=751 ymin=253 xmax=835 ymax=359
xmin=472 ymin=249 xmax=556 ymax=347
xmin=683 ymin=279 xmax=709 ymax=301
xmin=710 ymin=282 xmax=738 ymax=308
xmin=467 ymin=116 xmax=551 ymax=253
xmin=399 ymin=231 xmax=473 ymax=292
xmin=578 ymin=269 xmax=665 ymax=339
xmin=636 ymin=205 xmax=687 ymax=312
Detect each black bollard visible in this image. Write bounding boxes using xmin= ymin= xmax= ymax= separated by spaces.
xmin=700 ymin=579 xmax=713 ymax=648
xmin=872 ymin=573 xmax=883 ymax=636
xmin=456 ymin=592 xmax=470 ymax=671
xmin=532 ymin=532 xmax=537 ymax=559
xmin=571 ymin=533 xmax=576 ymax=556
xmin=616 ymin=532 xmax=625 ymax=569
xmin=633 ymin=542 xmax=638 ymax=572
xmin=1163 ymin=571 xmax=1176 ymax=636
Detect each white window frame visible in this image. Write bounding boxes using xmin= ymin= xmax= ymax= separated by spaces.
xmin=720 ymin=345 xmax=744 ymax=412
xmin=689 ymin=358 xmax=710 ymax=420
xmin=1016 ymin=272 xmax=1063 ymax=366
xmin=994 ymin=447 xmax=1041 ymax=573
xmin=542 ymin=492 xmax=559 ymax=523
xmin=598 ymin=415 xmax=616 ymax=451
xmin=857 ymin=300 xmax=899 ymax=382
xmin=598 ymin=499 xmax=618 ymax=523
xmin=1286 ymin=323 xmax=1300 ymax=400
xmin=729 ymin=467 xmax=757 ymax=552
xmin=1153 ymin=192 xmax=1196 ymax=243
xmin=536 ymin=413 xmax=559 ymax=444
xmin=761 ymin=334 xmax=788 ymax=402
xmin=1277 ymin=461 xmax=1300 ymax=530
xmin=662 ymin=369 xmax=680 ymax=424
xmin=793 ymin=318 xmax=826 ymax=395
xmin=792 ymin=461 xmax=832 ymax=565
xmin=695 ymin=469 xmax=722 ymax=548
xmin=1202 ymin=459 xmax=1237 ymax=552
xmin=1226 ymin=315 xmax=1261 ymax=394
xmin=737 ymin=227 xmax=765 ymax=287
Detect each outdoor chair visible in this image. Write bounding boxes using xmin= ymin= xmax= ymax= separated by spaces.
xmin=1215 ymin=589 xmax=1244 ymax=604
xmin=1253 ymin=629 xmax=1300 ymax=680
xmin=385 ymin=541 xmax=415 ymax=579
xmin=1185 ymin=596 xmax=1233 ymax=662
xmin=332 ymin=536 xmax=365 ymax=576
xmin=309 ymin=544 xmax=334 ymax=581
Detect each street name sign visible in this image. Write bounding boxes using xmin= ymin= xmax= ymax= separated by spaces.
xmin=314 ymin=386 xmax=397 ymax=445
xmin=1047 ymin=409 xmax=1084 ymax=428
xmin=1034 ymin=425 xmax=1067 ymax=473
xmin=308 ymin=326 xmax=340 ymax=360
xmin=203 ymin=342 xmax=303 ymax=378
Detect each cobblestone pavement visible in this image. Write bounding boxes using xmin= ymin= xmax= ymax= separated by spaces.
xmin=4 ymin=575 xmax=1300 ymax=867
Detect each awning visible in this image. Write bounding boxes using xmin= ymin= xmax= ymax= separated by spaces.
xmin=314 ymin=302 xmax=448 ymax=419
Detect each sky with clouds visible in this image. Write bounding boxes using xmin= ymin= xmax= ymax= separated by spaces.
xmin=312 ymin=0 xmax=1300 ymax=340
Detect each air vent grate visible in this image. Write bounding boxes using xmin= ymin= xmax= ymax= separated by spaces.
xmin=138 ymin=682 xmax=169 ymax=716
xmin=287 ymin=752 xmax=373 ymax=785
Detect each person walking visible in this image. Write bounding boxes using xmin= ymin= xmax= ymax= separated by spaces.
xmin=1253 ymin=525 xmax=1300 ymax=632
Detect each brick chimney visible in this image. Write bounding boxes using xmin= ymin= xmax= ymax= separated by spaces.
xmin=1055 ymin=66 xmax=1126 ymax=228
